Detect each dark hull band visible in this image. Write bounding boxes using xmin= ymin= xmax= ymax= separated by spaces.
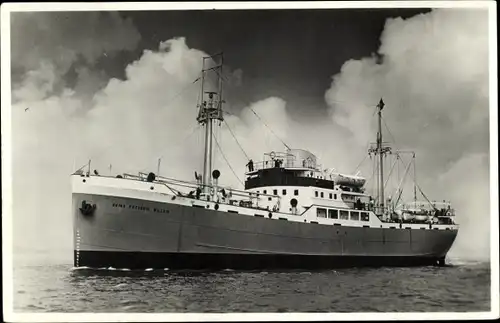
xmin=75 ymin=251 xmax=446 ymax=270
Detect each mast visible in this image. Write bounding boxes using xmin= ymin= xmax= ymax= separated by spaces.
xmin=377 ymin=99 xmax=385 ymax=214
xmin=413 ymin=152 xmax=417 ymax=205
xmin=368 ymin=98 xmax=391 ymax=217
xmin=197 ymin=53 xmax=224 ymax=194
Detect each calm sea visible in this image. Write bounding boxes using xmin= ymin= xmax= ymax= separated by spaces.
xmin=11 ymin=254 xmax=490 ymax=313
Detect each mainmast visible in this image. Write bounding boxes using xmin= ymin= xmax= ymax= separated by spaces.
xmin=197 ymin=53 xmax=224 ymax=194
xmin=368 ymin=98 xmax=391 ymax=218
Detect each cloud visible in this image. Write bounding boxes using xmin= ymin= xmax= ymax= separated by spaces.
xmin=325 ymin=8 xmax=490 ymax=259
xmin=11 ymin=11 xmax=141 ymax=102
xmin=10 ymin=9 xmax=491 ymax=262
xmin=433 ymin=154 xmax=490 ymax=260
xmin=11 ymin=11 xmax=140 ymax=73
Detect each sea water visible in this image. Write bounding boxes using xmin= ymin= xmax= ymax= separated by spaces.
xmin=11 ymin=253 xmax=490 ymax=313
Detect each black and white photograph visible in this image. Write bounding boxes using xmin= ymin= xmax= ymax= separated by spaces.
xmin=2 ymin=1 xmax=498 ymax=321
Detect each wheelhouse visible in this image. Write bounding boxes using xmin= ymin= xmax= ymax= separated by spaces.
xmin=244 ymin=149 xmax=336 ymax=190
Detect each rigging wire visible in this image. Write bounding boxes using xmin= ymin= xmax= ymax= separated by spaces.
xmin=207 ymin=70 xmax=291 ymax=151
xmin=350 ymin=103 xmax=380 ymax=176
xmin=213 ymin=68 xmax=229 ymax=83
xmin=416 ymin=184 xmax=438 ymax=210
xmin=159 ymin=124 xmax=201 ymax=160
xmin=74 ymin=75 xmax=202 ymax=173
xmin=248 ymin=107 xmax=291 ymax=150
xmin=212 ymin=131 xmax=244 ymax=188
xmin=370 ymin=155 xmax=376 ymax=198
xmin=393 ymin=157 xmax=414 ymax=207
xmin=223 ymin=119 xmax=250 ymax=160
xmin=165 ymin=75 xmax=201 ymax=108
xmin=351 ymin=142 xmax=371 ymax=174
xmin=383 ymin=155 xmax=399 ymax=191
xmin=205 ymin=69 xmax=291 ymax=153
xmin=381 ymin=115 xmax=398 ymax=149
xmin=138 ymin=124 xmax=201 ymax=174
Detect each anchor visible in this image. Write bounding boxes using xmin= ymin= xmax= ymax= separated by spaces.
xmin=79 ymin=200 xmax=97 ymax=216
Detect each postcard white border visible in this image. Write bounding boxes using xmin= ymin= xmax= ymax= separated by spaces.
xmin=1 ymin=1 xmax=498 ymax=322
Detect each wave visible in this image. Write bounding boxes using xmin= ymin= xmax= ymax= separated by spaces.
xmin=446 ymin=257 xmax=490 ymax=266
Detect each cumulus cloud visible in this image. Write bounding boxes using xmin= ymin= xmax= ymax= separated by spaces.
xmin=10 ymin=9 xmax=490 ymax=262
xmin=325 ymin=8 xmax=490 ymax=259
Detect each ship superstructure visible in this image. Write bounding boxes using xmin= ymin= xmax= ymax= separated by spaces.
xmin=71 ymin=53 xmax=458 ymax=269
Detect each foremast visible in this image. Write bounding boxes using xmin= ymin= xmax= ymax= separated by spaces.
xmin=197 ymin=53 xmax=224 ymax=195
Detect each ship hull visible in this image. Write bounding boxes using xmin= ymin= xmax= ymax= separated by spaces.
xmin=73 ymin=193 xmax=457 ymax=269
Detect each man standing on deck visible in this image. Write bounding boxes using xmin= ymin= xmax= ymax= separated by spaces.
xmin=247 ymin=159 xmax=254 ymax=172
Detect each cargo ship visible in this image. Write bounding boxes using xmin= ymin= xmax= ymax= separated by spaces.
xmin=71 ymin=53 xmax=458 ymax=269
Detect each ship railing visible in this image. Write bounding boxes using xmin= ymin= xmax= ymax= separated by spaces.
xmin=123 ymin=172 xmax=281 ymax=204
xmin=396 ymin=202 xmax=455 ymax=217
xmin=247 ymin=159 xmax=322 ymax=173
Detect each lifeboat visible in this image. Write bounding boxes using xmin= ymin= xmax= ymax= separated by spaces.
xmin=400 ymin=208 xmax=431 ymax=222
xmin=332 ymin=173 xmax=366 ymax=187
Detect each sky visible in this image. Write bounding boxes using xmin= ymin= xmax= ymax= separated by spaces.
xmin=7 ymin=6 xmax=492 ymax=263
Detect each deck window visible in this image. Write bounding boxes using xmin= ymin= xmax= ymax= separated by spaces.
xmin=294 ymin=189 xmax=299 ymax=196
xmin=329 ymin=193 xmax=332 ymax=199
xmin=317 ymin=208 xmax=327 ymax=218
xmin=282 ymin=189 xmax=287 ymax=195
xmin=315 ymin=191 xmax=318 ymax=197
xmin=334 ymin=194 xmax=337 ymax=199
xmin=361 ymin=212 xmax=369 ymax=221
xmin=340 ymin=210 xmax=349 ymax=220
xmin=263 ymin=190 xmax=267 ymax=194
xmin=350 ymin=211 xmax=360 ymax=221
xmin=320 ymin=192 xmax=324 ymax=198
xmin=328 ymin=209 xmax=338 ymax=219
xmin=273 ymin=189 xmax=278 ymax=195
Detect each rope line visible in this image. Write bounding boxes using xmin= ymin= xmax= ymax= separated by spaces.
xmin=159 ymin=124 xmax=201 ymax=160
xmin=138 ymin=124 xmax=201 ymax=174
xmin=248 ymin=108 xmax=290 ymax=150
xmin=381 ymin=115 xmax=398 ymax=149
xmin=212 ymin=132 xmax=244 ymax=188
xmin=223 ymin=120 xmax=250 ymax=160
xmin=163 ymin=75 xmax=200 ymax=110
xmin=74 ymin=75 xmax=201 ymax=174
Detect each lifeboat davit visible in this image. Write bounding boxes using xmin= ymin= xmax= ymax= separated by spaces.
xmin=332 ymin=173 xmax=366 ymax=187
